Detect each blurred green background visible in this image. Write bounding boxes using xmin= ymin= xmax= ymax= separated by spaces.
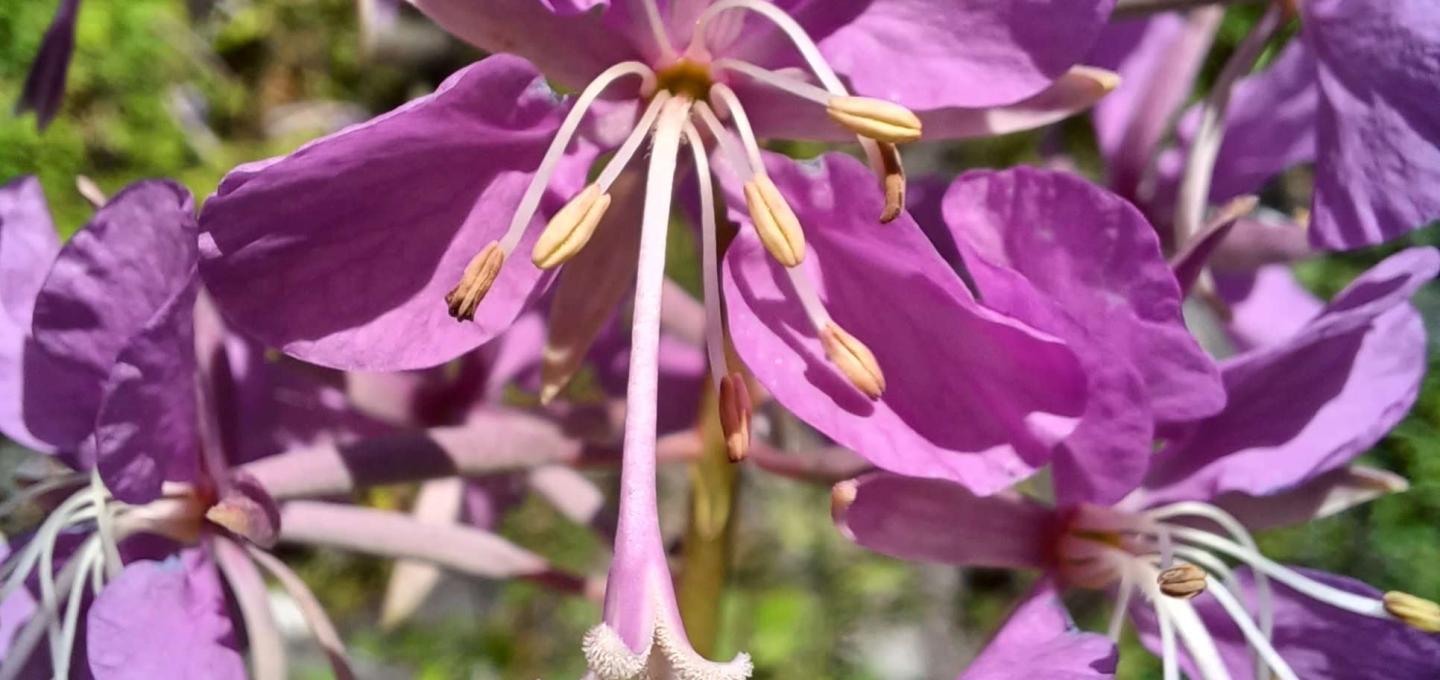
xmin=1 ymin=1 xmax=1436 ymax=678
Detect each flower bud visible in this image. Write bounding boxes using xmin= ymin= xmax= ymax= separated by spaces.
xmin=820 ymin=322 xmax=885 ymax=399
xmin=446 ymin=241 xmax=505 ymax=321
xmin=827 ymin=96 xmax=922 ymax=144
xmin=743 ymin=174 xmax=806 ymax=267
xmin=1156 ymin=563 xmax=1207 ymax=599
xmin=532 ymin=184 xmax=612 ymax=269
xmin=1384 ymin=591 xmax=1440 ymax=632
xmin=719 ymin=373 xmax=752 ymax=463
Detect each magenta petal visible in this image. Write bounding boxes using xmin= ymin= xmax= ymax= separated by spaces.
xmin=199 ymin=56 xmax=597 ymax=371
xmin=942 ymin=169 xmax=1222 ymax=504
xmin=960 ymin=577 xmax=1116 ymax=679
xmin=724 ymin=154 xmax=1086 ymax=494
xmin=794 ymin=0 xmax=1115 ymax=109
xmin=86 ymin=549 xmax=246 ymax=680
xmin=410 ymin=0 xmax=645 ymax=90
xmin=1303 ymin=0 xmax=1440 ymax=249
xmin=838 ymin=473 xmax=1056 ymax=570
xmin=0 ymin=177 xmax=61 ymax=451
xmin=24 ymin=181 xmax=196 ymax=453
xmin=1144 ymin=248 xmax=1438 ymax=503
xmin=1133 ymin=567 xmax=1440 ymax=679
xmin=93 ymin=280 xmax=200 ymax=504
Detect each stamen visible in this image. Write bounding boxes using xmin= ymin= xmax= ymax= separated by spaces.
xmin=1108 ymin=569 xmax=1135 ymax=640
xmin=708 ymin=83 xmax=765 ymax=175
xmin=1383 ymin=592 xmax=1440 ymax=633
xmin=825 ymin=96 xmax=923 ymax=144
xmin=719 ymin=373 xmax=752 ymax=463
xmin=711 ymin=59 xmax=831 ymax=106
xmin=531 ymin=184 xmax=613 ymax=269
xmin=445 ymin=242 xmax=505 ymax=321
xmin=877 ymin=143 xmax=906 ymax=223
xmin=1205 ymin=576 xmax=1301 ymax=680
xmin=496 ymin=61 xmax=656 ymax=255
xmin=640 ymin=0 xmax=678 ymax=62
xmin=694 ymin=0 xmax=846 ymax=94
xmin=692 ymin=101 xmax=753 ymax=180
xmin=1157 ymin=563 xmax=1207 ymax=599
xmin=597 ymin=92 xmax=673 ymax=192
xmin=820 ymin=322 xmax=886 ymax=399
xmin=56 ymin=539 xmax=103 ymax=680
xmin=742 ymin=174 xmax=806 ymax=267
xmin=1157 ymin=598 xmax=1180 ymax=680
xmin=1136 ymin=561 xmax=1230 ymax=680
xmin=90 ymin=470 xmax=122 ymax=580
xmin=681 ymin=120 xmax=729 ymax=390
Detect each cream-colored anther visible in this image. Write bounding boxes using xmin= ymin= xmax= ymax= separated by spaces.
xmin=719 ymin=373 xmax=752 ymax=463
xmin=820 ymin=322 xmax=885 ymax=399
xmin=445 ymin=242 xmax=505 ymax=321
xmin=1384 ymin=591 xmax=1440 ymax=632
xmin=830 ymin=479 xmax=858 ymax=520
xmin=878 ymin=142 xmax=906 ymax=223
xmin=532 ymin=184 xmax=612 ymax=269
xmin=1157 ymin=563 xmax=1208 ymax=599
xmin=743 ymin=174 xmax=806 ymax=267
xmin=827 ymin=96 xmax=922 ymax=144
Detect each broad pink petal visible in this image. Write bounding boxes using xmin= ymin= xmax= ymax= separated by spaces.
xmin=0 ymin=177 xmax=61 ymax=451
xmin=960 ymin=577 xmax=1117 ymax=679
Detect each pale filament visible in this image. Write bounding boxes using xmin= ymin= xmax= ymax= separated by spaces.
xmin=596 ymin=91 xmax=674 ymax=192
xmin=708 ymin=83 xmax=766 ymax=177
xmin=91 ymin=469 xmax=122 ymax=580
xmin=1107 ymin=568 xmax=1135 ymax=641
xmin=682 ymin=121 xmax=730 ymax=389
xmin=693 ymin=0 xmax=846 ymax=94
xmin=1125 ymin=553 xmax=1231 ymax=680
xmin=640 ymin=0 xmax=678 ymax=62
xmin=692 ymin=101 xmax=752 ymax=182
xmin=1157 ymin=593 xmax=1180 ymax=680
xmin=712 ymin=58 xmax=831 ymax=106
xmin=1199 ymin=572 xmax=1301 ymax=680
xmin=498 ymin=61 xmax=657 ymax=253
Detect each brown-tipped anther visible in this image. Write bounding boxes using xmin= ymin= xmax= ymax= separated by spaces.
xmin=532 ymin=184 xmax=612 ymax=269
xmin=820 ymin=322 xmax=886 ymax=399
xmin=827 ymin=96 xmax=923 ymax=144
xmin=719 ymin=372 xmax=753 ymax=463
xmin=1384 ymin=591 xmax=1440 ymax=632
xmin=1157 ymin=563 xmax=1207 ymax=599
xmin=743 ymin=174 xmax=806 ymax=267
xmin=446 ymin=242 xmax=505 ymax=321
xmin=879 ymin=142 xmax=906 ymax=223
xmin=830 ymin=479 xmax=858 ymax=521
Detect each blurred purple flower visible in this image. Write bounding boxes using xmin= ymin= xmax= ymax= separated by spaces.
xmin=15 ymin=0 xmax=81 ymax=130
xmin=836 ymin=245 xmax=1440 ymax=677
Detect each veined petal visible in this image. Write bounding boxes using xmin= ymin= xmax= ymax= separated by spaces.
xmin=960 ymin=577 xmax=1117 ymax=679
xmin=25 ymin=181 xmax=196 ymax=455
xmin=199 ymin=56 xmax=598 ymax=371
xmin=0 ymin=176 xmax=61 ymax=451
xmin=86 ymin=549 xmax=246 ymax=680
xmin=747 ymin=0 xmax=1114 ymax=110
xmin=723 ymin=154 xmax=1086 ymax=495
xmin=1303 ymin=0 xmax=1440 ymax=249
xmin=942 ymin=168 xmax=1222 ymax=505
xmin=836 ymin=472 xmax=1056 ymax=570
xmin=1212 ymin=465 xmax=1409 ymax=532
xmin=1144 ymin=248 xmax=1438 ymax=504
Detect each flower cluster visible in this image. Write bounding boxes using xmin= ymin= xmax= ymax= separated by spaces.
xmin=3 ymin=0 xmax=1438 ymax=677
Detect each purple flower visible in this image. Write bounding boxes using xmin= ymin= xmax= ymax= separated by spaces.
xmin=1098 ymin=1 xmax=1440 ymax=250
xmin=0 ymin=176 xmax=364 ymax=679
xmin=835 ymin=245 xmax=1440 ymax=677
xmin=14 ymin=0 xmax=81 ymax=130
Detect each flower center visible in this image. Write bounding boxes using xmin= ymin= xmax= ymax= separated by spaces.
xmin=655 ymin=58 xmax=714 ymax=101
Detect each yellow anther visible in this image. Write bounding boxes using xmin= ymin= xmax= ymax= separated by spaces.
xmin=826 ymin=96 xmax=923 ymax=144
xmin=820 ymin=322 xmax=885 ymax=399
xmin=719 ymin=372 xmax=752 ymax=463
xmin=1384 ymin=591 xmax=1440 ymax=633
xmin=1157 ymin=563 xmax=1207 ymax=599
xmin=743 ymin=174 xmax=806 ymax=267
xmin=532 ymin=184 xmax=612 ymax=269
xmin=445 ymin=241 xmax=505 ymax=321
xmin=830 ymin=479 xmax=858 ymax=520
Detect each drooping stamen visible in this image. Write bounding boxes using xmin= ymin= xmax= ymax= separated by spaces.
xmin=877 ymin=143 xmax=906 ymax=223
xmin=445 ymin=242 xmax=505 ymax=321
xmin=597 ymin=92 xmax=674 ymax=192
xmin=532 ymin=184 xmax=613 ymax=269
xmin=825 ymin=96 xmax=922 ymax=144
xmin=640 ymin=0 xmax=678 ymax=61
xmin=718 ymin=373 xmax=752 ymax=463
xmin=708 ymin=83 xmax=766 ymax=176
xmin=496 ymin=62 xmax=657 ymax=256
xmin=821 ymin=322 xmax=886 ymax=399
xmin=1157 ymin=563 xmax=1207 ymax=599
xmin=682 ymin=120 xmax=729 ymax=391
xmin=742 ymin=174 xmax=806 ymax=267
xmin=1383 ymin=592 xmax=1440 ymax=633
xmin=1203 ymin=575 xmax=1301 ymax=680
